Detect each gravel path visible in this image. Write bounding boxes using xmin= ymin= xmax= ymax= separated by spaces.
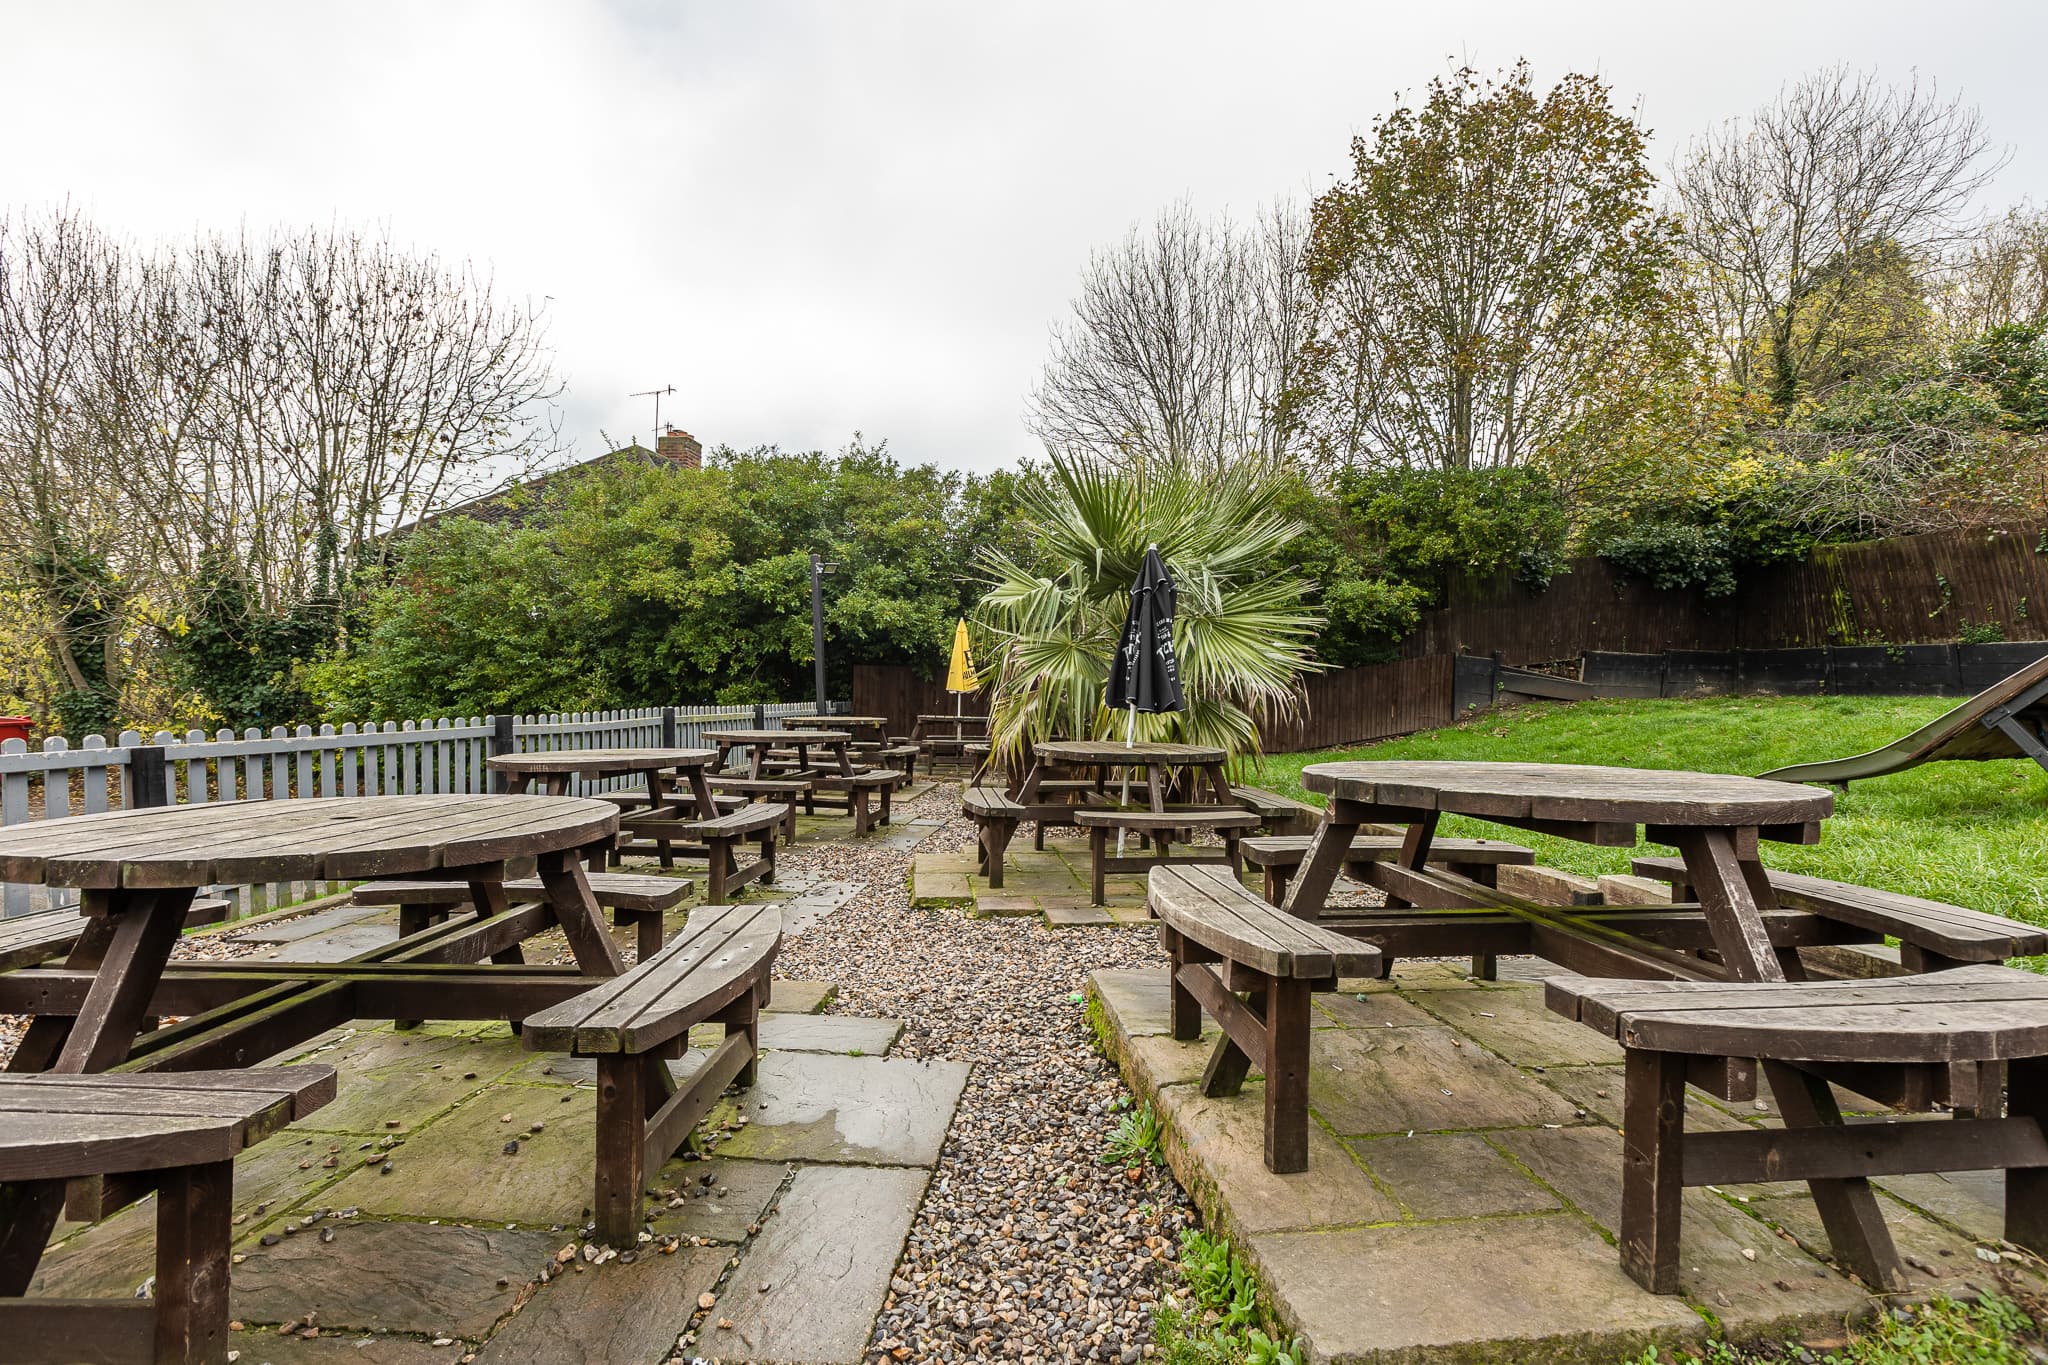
xmin=771 ymin=784 xmax=1198 ymax=1364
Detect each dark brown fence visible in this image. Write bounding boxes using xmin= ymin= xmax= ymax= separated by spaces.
xmin=1263 ymin=655 xmax=1456 ymax=752
xmin=852 ymin=666 xmax=988 ymax=742
xmin=1409 ymin=523 xmax=2048 ymax=666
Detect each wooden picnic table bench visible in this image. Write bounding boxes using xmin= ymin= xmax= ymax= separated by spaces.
xmin=0 ymin=898 xmax=232 ymax=973
xmin=0 ymin=1064 xmax=336 ymax=1363
xmin=522 ymin=902 xmax=779 ymax=1244
xmin=353 ymin=870 xmax=693 ymax=964
xmin=962 ymin=788 xmax=1025 ymax=888
xmin=1073 ymin=807 xmax=1259 ymax=906
xmin=0 ymin=795 xmax=623 ymax=1277
xmin=1548 ymin=965 xmax=2048 ymax=1294
xmin=617 ymin=802 xmax=784 ymax=904
xmin=1629 ymin=855 xmax=2048 ymax=969
xmin=814 ymin=769 xmax=902 ymax=836
xmin=1241 ymin=831 xmax=1535 ymax=903
xmin=705 ymin=728 xmax=854 ymax=781
xmin=1228 ymin=786 xmax=1321 ymax=837
xmin=1151 ymin=864 xmax=1380 ymax=1172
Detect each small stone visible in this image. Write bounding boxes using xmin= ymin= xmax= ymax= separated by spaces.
xmin=530 ymin=1121 xmax=544 ymax=1133
xmin=758 ymin=1281 xmax=772 ymax=1293
xmin=698 ymin=1292 xmax=718 ymax=1311
xmin=500 ymin=1113 xmax=515 ymax=1123
xmin=1740 ymin=1247 xmax=1756 ymax=1261
xmin=503 ymin=1140 xmax=520 ymax=1155
xmin=431 ymin=1338 xmax=454 ymax=1348
xmin=259 ymin=1234 xmax=281 ymax=1248
xmin=717 ymin=1318 xmax=733 ymax=1330
xmin=384 ymin=1120 xmax=401 ymax=1129
xmin=379 ymin=1161 xmax=394 ymax=1175
xmin=319 ymin=1228 xmax=336 ymax=1245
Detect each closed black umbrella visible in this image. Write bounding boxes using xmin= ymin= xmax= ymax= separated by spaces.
xmin=1107 ymin=544 xmax=1184 ymax=716
xmin=1106 ymin=545 xmax=1184 ymax=847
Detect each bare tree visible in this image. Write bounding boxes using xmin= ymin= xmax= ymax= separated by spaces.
xmin=1676 ymin=67 xmax=2001 ymax=405
xmin=0 ymin=205 xmax=565 ymax=727
xmin=1939 ymin=203 xmax=2048 ymax=335
xmin=1029 ymin=198 xmax=1307 ymax=470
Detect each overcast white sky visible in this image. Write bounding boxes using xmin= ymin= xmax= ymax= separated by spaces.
xmin=3 ymin=1 xmax=2044 ymax=477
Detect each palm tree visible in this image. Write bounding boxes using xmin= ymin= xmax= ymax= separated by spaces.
xmin=972 ymin=452 xmax=1321 ymax=766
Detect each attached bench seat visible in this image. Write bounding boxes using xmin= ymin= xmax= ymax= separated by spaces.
xmin=1229 ymin=786 xmax=1321 ymax=837
xmin=813 ymin=769 xmax=902 ymax=836
xmin=521 ymin=903 xmax=780 ymax=1243
xmin=1241 ymin=833 xmax=1536 ymax=903
xmin=874 ymin=746 xmax=921 ymax=787
xmin=0 ymin=898 xmax=236 ymax=973
xmin=1151 ymin=865 xmax=1381 ymax=1172
xmin=704 ymin=776 xmax=809 ymax=831
xmin=1073 ymin=808 xmax=1260 ymax=906
xmin=1630 ymin=855 xmax=2048 ymax=968
xmin=1547 ymin=965 xmax=2048 ymax=1294
xmin=1 ymin=1065 xmax=336 ymax=1363
xmin=962 ymin=788 xmax=1025 ymax=889
xmin=352 ymin=872 xmax=694 ymax=961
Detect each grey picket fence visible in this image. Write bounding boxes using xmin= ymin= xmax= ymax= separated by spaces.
xmin=0 ymin=702 xmax=818 ymax=919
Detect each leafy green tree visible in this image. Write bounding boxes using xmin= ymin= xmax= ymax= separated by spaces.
xmin=1295 ymin=62 xmax=1689 ymax=471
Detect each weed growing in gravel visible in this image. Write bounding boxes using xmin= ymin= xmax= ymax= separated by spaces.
xmin=1083 ymin=991 xmax=1115 ymax=1056
xmin=1101 ymin=1099 xmax=1164 ymax=1168
xmin=1154 ymin=1229 xmax=1303 ymax=1365
xmin=1618 ymin=1291 xmax=2039 ymax=1364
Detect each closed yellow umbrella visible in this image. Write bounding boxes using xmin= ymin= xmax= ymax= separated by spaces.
xmin=945 ymin=619 xmax=977 ymax=713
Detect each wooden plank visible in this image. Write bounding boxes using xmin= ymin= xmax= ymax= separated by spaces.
xmin=0 ymin=1300 xmax=156 ymax=1364
xmin=1682 ymin=1116 xmax=2048 ymax=1186
xmin=1176 ymin=963 xmax=1271 ymax=1075
xmin=1151 ymin=865 xmax=1379 ymax=979
xmin=641 ymin=1031 xmax=752 ymax=1173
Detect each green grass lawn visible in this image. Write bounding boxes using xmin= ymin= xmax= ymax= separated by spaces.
xmin=1253 ymin=694 xmax=2048 ymax=927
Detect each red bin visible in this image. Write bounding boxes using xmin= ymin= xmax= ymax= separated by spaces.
xmin=0 ymin=716 xmax=32 ymax=746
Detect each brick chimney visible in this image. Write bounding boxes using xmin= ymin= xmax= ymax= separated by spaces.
xmin=656 ymin=428 xmax=702 ymax=470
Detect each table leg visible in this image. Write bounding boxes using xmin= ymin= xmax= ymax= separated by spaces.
xmin=1676 ymin=826 xmax=1906 ymax=1291
xmin=504 ymin=773 xmax=533 ymax=795
xmin=833 ymin=743 xmax=854 ymax=778
xmin=686 ymin=766 xmax=719 ymax=819
xmin=544 ymin=774 xmax=572 ymax=797
xmin=535 ymin=849 xmax=626 ymax=978
xmin=1281 ymin=799 xmax=1366 ymax=922
xmin=0 ymin=887 xmax=192 ymax=1297
xmin=465 ymin=880 xmax=529 ymax=968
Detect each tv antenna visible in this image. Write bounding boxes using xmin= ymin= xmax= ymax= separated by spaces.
xmin=629 ymin=385 xmax=677 ymax=443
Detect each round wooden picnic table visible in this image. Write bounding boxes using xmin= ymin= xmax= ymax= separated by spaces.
xmin=0 ymin=793 xmax=622 ymax=1284
xmin=1019 ymin=739 xmax=1231 ymax=812
xmin=1288 ymin=759 xmax=1890 ymax=1274
xmin=704 ymin=728 xmax=855 ymax=779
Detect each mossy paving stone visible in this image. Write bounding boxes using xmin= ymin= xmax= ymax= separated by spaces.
xmin=1311 ymin=990 xmax=1439 ymax=1030
xmin=1155 ymin=1083 xmax=1400 ymax=1234
xmin=473 ymin=1244 xmax=727 ymax=1365
xmin=220 ymin=1330 xmax=451 ymax=1364
xmin=1043 ymin=904 xmax=1116 ymax=927
xmin=504 ymin=1048 xmax=708 ymax=1088
xmin=714 ymin=1051 xmax=968 ymax=1167
xmin=1533 ymin=1063 xmax=1763 ymax=1140
xmin=713 ymin=1165 xmax=932 ymax=1364
xmin=30 ymin=1197 xmax=156 ymax=1297
xmin=1748 ymin=1186 xmax=2041 ymax=1293
xmin=266 ymin=923 xmax=402 ymax=963
xmin=1487 ymin=1125 xmax=1870 ymax=1328
xmin=1352 ymin=1132 xmax=1562 ymax=1220
xmin=231 ymin=1221 xmax=560 ymax=1337
xmin=974 ymin=893 xmax=1040 ymax=918
xmin=232 ymin=904 xmax=388 ymax=943
xmin=1262 ymin=1214 xmax=1703 ymax=1363
xmin=644 ymin=1157 xmax=787 ymax=1243
xmin=1090 ymin=967 xmax=1177 ymax=1037
xmin=294 ymin=1059 xmax=515 ymax=1136
xmin=300 ymin=1020 xmax=516 ymax=1075
xmin=766 ymin=978 xmax=837 ymax=1013
xmin=910 ymin=869 xmax=972 ymax=905
xmin=1308 ymin=1025 xmax=1578 ymax=1135
xmin=1874 ymin=1166 xmax=2007 ymax=1241
xmin=1403 ymin=984 xmax=1628 ymax=1067
xmin=321 ymin=1084 xmax=598 ymax=1225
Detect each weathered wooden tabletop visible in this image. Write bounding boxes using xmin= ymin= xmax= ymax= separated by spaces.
xmin=486 ymin=748 xmax=717 ymax=778
xmin=703 ymin=729 xmax=852 ymax=746
xmin=1298 ymin=761 xmax=1831 ymax=830
xmin=0 ymin=794 xmax=621 ymax=889
xmin=1029 ymin=739 xmax=1230 ymax=767
xmin=779 ymin=715 xmax=886 ymax=729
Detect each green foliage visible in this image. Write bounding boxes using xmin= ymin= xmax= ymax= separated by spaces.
xmin=1958 ymin=620 xmax=2007 ymax=644
xmin=308 ymin=441 xmax=1033 ymax=719
xmin=973 ymin=452 xmax=1321 ymax=762
xmin=1154 ymin=1230 xmax=1303 ymax=1365
xmin=1599 ymin=522 xmax=1740 ymax=597
xmin=164 ymin=558 xmax=332 ymax=730
xmin=1618 ymin=1291 xmax=2037 ymax=1363
xmin=1100 ymin=1100 xmax=1163 ymax=1169
xmin=1341 ymin=466 xmax=1570 ymax=596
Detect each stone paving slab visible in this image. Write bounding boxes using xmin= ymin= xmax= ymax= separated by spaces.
xmin=1094 ymin=958 xmax=2048 ymax=1363
xmin=1250 ymin=1215 xmax=1702 ymax=1363
xmin=1045 ymin=904 xmax=1115 ymax=927
xmin=231 ymin=1221 xmax=560 ymax=1337
xmin=233 ymin=903 xmax=387 ymax=943
xmin=715 ymin=1051 xmax=970 ymax=1167
xmin=712 ymin=1164 xmax=933 ymax=1364
xmin=758 ymin=1011 xmax=903 ymax=1055
xmin=224 ymin=1332 xmax=452 ymax=1364
xmin=767 ymin=978 xmax=838 ymax=1013
xmin=475 ymin=1244 xmax=725 ymax=1365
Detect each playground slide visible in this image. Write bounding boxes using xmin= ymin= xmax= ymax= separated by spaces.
xmin=1758 ymin=652 xmax=2048 ymax=786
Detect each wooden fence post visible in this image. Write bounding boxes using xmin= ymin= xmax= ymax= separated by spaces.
xmin=127 ymin=745 xmax=170 ymax=810
xmin=488 ymin=715 xmax=515 ymax=793
xmin=661 ymin=707 xmax=678 ymax=748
